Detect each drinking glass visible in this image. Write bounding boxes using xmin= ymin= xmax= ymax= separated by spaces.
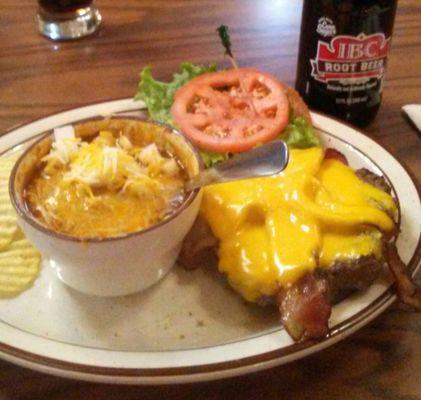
xmin=36 ymin=0 xmax=102 ymax=40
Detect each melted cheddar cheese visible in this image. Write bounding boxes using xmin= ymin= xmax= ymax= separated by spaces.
xmin=200 ymin=148 xmax=397 ymax=302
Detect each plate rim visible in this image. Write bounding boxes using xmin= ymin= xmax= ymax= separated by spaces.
xmin=0 ymin=98 xmax=419 ymax=384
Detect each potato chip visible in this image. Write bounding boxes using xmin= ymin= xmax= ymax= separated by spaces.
xmin=0 ymin=237 xmax=41 ymax=298
xmin=0 ymin=151 xmax=42 ymax=297
xmin=0 ymin=153 xmax=21 ymax=250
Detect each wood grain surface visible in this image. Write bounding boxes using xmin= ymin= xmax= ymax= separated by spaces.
xmin=0 ymin=0 xmax=420 ymax=398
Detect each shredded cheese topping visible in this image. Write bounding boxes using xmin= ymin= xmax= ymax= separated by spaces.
xmin=27 ymin=130 xmax=186 ymax=238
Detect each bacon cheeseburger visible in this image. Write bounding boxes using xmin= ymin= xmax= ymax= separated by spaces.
xmin=136 ymin=65 xmax=421 ymax=342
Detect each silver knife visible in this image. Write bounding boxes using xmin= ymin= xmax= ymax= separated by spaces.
xmin=186 ymin=140 xmax=289 ymax=191
xmin=402 ymin=104 xmax=421 ymax=132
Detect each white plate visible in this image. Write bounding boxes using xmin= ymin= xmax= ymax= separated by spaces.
xmin=0 ymin=99 xmax=419 ymax=384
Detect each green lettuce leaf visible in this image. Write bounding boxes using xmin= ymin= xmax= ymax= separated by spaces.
xmin=135 ymin=63 xmax=216 ymax=124
xmin=200 ymin=150 xmax=230 ymax=168
xmin=284 ymin=117 xmax=320 ymax=149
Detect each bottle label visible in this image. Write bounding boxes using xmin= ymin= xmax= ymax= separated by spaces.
xmin=311 ymin=33 xmax=391 ymax=85
xmin=316 ymin=17 xmax=336 ymax=37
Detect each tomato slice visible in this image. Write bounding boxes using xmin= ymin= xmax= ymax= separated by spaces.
xmin=171 ymin=68 xmax=290 ymax=153
xmin=324 ymin=148 xmax=348 ymax=165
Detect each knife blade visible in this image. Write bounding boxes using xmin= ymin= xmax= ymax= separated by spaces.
xmin=402 ymin=104 xmax=421 ymax=132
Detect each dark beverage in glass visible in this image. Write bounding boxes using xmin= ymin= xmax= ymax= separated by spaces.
xmin=36 ymin=0 xmax=101 ymax=40
xmin=295 ymin=0 xmax=398 ymax=127
xmin=39 ymin=0 xmax=93 ymax=14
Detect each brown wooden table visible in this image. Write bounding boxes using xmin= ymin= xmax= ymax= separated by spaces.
xmin=1 ymin=0 xmax=420 ymax=398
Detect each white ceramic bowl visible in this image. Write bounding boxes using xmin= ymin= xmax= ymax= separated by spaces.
xmin=9 ymin=118 xmax=202 ymax=297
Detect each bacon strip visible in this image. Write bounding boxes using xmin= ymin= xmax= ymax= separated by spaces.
xmin=385 ymin=242 xmax=421 ymax=310
xmin=277 ymin=274 xmax=331 ymax=342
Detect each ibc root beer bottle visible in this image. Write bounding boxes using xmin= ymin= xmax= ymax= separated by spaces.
xmin=295 ymin=0 xmax=398 ymax=127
